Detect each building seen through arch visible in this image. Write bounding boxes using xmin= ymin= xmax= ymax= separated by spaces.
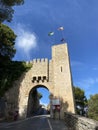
xmin=27 ymin=86 xmax=50 ymax=117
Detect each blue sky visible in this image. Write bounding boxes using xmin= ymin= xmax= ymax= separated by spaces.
xmin=5 ymin=0 xmax=98 ymax=104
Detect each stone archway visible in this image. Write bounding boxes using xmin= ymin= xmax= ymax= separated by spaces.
xmin=18 ymin=80 xmax=53 ymax=118
xmin=4 ymin=43 xmax=75 ymax=119
xmin=26 ymin=85 xmax=50 ymax=117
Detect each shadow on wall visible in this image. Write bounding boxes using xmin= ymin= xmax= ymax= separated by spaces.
xmin=0 ymin=72 xmax=26 ymax=122
xmin=48 ymin=94 xmax=69 ymax=119
xmin=0 ymin=97 xmax=7 ymax=121
xmin=27 ymin=88 xmax=40 ymax=117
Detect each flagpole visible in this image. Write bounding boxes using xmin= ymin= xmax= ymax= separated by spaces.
xmin=58 ymin=26 xmax=65 ymax=43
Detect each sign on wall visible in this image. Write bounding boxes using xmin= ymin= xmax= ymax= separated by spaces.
xmin=52 ymin=99 xmax=60 ymax=105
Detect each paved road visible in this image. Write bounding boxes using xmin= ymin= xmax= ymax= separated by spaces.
xmin=0 ymin=115 xmax=68 ymax=130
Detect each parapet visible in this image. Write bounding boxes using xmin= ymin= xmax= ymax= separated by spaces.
xmin=32 ymin=58 xmax=49 ymax=78
xmin=32 ymin=58 xmax=48 ymax=63
xmin=26 ymin=61 xmax=33 ymax=64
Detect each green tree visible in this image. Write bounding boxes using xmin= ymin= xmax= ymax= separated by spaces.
xmin=0 ymin=0 xmax=24 ymax=22
xmin=0 ymin=23 xmax=16 ymax=63
xmin=88 ymin=94 xmax=98 ymax=121
xmin=73 ymin=86 xmax=87 ymax=114
xmin=0 ymin=61 xmax=32 ymax=97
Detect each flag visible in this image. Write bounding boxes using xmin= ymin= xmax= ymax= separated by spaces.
xmin=48 ymin=32 xmax=54 ymax=36
xmin=61 ymin=38 xmax=65 ymax=42
xmin=58 ymin=26 xmax=64 ymax=31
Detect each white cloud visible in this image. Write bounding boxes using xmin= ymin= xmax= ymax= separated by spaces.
xmin=74 ymin=77 xmax=98 ymax=98
xmin=71 ymin=61 xmax=84 ymax=67
xmin=75 ymin=78 xmax=98 ymax=89
xmin=71 ymin=61 xmax=86 ymax=71
xmin=14 ymin=24 xmax=38 ymax=60
xmin=93 ymin=67 xmax=98 ymax=71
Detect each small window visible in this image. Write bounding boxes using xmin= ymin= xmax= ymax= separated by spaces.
xmin=38 ymin=76 xmax=41 ymax=80
xmin=33 ymin=77 xmax=36 ymax=80
xmin=61 ymin=66 xmax=62 ymax=72
xmin=43 ymin=76 xmax=46 ymax=80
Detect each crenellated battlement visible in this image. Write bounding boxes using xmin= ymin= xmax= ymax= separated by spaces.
xmin=26 ymin=58 xmax=48 ymax=65
xmin=26 ymin=61 xmax=33 ymax=64
xmin=33 ymin=58 xmax=48 ymax=63
xmin=32 ymin=58 xmax=49 ymax=81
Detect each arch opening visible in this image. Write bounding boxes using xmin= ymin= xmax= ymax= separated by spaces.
xmin=27 ymin=85 xmax=50 ymax=117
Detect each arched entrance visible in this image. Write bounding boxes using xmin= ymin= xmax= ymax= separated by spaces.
xmin=27 ymin=85 xmax=50 ymax=117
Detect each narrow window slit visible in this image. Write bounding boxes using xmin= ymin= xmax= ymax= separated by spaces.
xmin=61 ymin=66 xmax=62 ymax=72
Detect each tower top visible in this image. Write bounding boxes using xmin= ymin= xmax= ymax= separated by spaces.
xmin=52 ymin=43 xmax=67 ymax=48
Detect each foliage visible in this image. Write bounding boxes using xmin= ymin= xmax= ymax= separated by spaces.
xmin=0 ymin=0 xmax=24 ymax=22
xmin=88 ymin=94 xmax=98 ymax=121
xmin=0 ymin=61 xmax=32 ymax=97
xmin=38 ymin=92 xmax=43 ymax=99
xmin=1 ymin=0 xmax=24 ymax=6
xmin=73 ymin=86 xmax=87 ymax=114
xmin=0 ymin=23 xmax=16 ymax=63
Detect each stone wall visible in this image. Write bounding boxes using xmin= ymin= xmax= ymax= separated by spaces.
xmin=64 ymin=112 xmax=98 ymax=130
xmin=4 ymin=43 xmax=75 ymax=119
xmin=52 ymin=44 xmax=75 ymax=114
xmin=32 ymin=58 xmax=49 ymax=82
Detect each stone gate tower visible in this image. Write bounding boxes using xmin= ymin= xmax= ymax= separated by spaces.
xmin=50 ymin=43 xmax=75 ymax=116
xmin=4 ymin=43 xmax=75 ymax=119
